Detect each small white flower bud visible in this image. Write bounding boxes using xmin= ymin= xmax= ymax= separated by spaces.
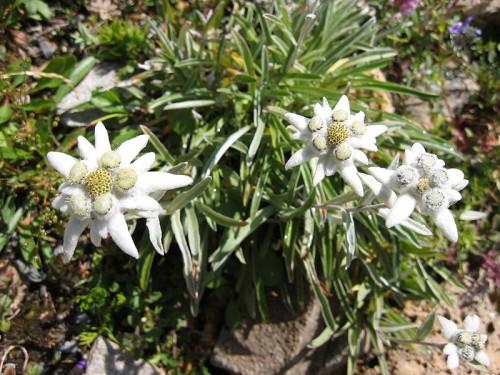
xmin=422 ymin=188 xmax=448 ymax=211
xmin=416 ymin=153 xmax=437 ymax=170
xmin=93 ymin=193 xmax=112 ymax=215
xmin=459 ymin=345 xmax=475 ymax=362
xmin=67 ymin=162 xmax=88 ymax=184
xmin=351 ymin=120 xmax=366 ymax=135
xmin=335 ymin=143 xmax=353 ymax=161
xmin=429 ymin=169 xmax=449 ymax=187
xmin=100 ymin=150 xmax=121 ymax=169
xmin=395 ymin=166 xmax=417 ymax=188
xmin=69 ymin=193 xmax=90 ymax=217
xmin=471 ymin=332 xmax=487 ymax=350
xmin=116 ymin=168 xmax=137 ymax=190
xmin=332 ymin=109 xmax=348 ymax=122
xmin=308 ymin=116 xmax=324 ymax=132
xmin=456 ymin=331 xmax=473 ymax=346
xmin=312 ymin=136 xmax=327 ymax=151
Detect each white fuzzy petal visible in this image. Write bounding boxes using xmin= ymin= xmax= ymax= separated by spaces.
xmin=437 ymin=315 xmax=459 ymax=339
xmin=117 ymin=135 xmax=149 ymax=166
xmin=285 ymin=113 xmax=308 ymax=130
xmin=285 ymin=146 xmax=318 ymax=170
xmin=52 ymin=195 xmax=69 ymax=214
xmin=340 ymin=165 xmax=363 ymax=196
xmin=454 ymin=179 xmax=469 ymax=191
xmin=349 ymin=137 xmax=378 ymax=151
xmin=94 ymin=122 xmax=111 ymax=157
xmin=405 ymin=143 xmax=426 ymax=165
xmin=62 ymin=217 xmax=88 ymax=263
xmin=322 ymin=97 xmax=332 ymax=112
xmin=347 ymin=111 xmax=365 ymax=127
xmin=89 ymin=221 xmax=103 ymax=247
xmin=121 ymin=195 xmax=163 ymax=212
xmin=443 ymin=343 xmax=458 ymax=356
xmin=313 ymin=159 xmax=327 ymax=185
xmin=333 ymin=95 xmax=350 ymax=115
xmin=325 ymin=154 xmax=337 ymax=176
xmin=444 ymin=189 xmax=462 ymax=204
xmin=140 ymin=172 xmax=193 ymax=194
xmin=108 ymin=212 xmax=139 ymax=258
xmin=386 ymin=194 xmax=416 ymax=227
xmin=359 ymin=173 xmax=397 ymax=207
xmin=368 ymin=167 xmax=393 ymax=185
xmin=433 ymin=209 xmax=458 ymax=242
xmin=402 ymin=217 xmax=433 ymax=236
xmin=77 ymin=136 xmax=98 ymax=165
xmin=365 ymin=125 xmax=387 ymax=138
xmin=447 ymin=353 xmax=460 ymax=370
xmin=131 ymin=152 xmax=156 ymax=173
xmin=446 ymin=168 xmax=464 ymax=185
xmin=146 ymin=216 xmax=164 ymax=255
xmin=475 ymin=351 xmax=490 ymax=367
xmin=47 ymin=152 xmax=77 ymax=178
xmin=352 ymin=150 xmax=368 ymax=165
xmin=463 ymin=314 xmax=481 ymax=332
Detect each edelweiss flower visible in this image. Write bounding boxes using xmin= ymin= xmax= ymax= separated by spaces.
xmin=359 ymin=173 xmax=432 ymax=236
xmin=367 ymin=143 xmax=468 ymax=242
xmin=48 ymin=122 xmax=193 ymax=262
xmin=285 ymin=95 xmax=387 ymax=195
xmin=438 ymin=314 xmax=490 ymax=370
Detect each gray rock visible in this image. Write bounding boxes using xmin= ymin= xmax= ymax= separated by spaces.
xmin=459 ymin=0 xmax=500 ymax=25
xmin=57 ymin=62 xmax=120 ymax=126
xmin=85 ymin=336 xmax=164 ymax=375
xmin=211 ymin=298 xmax=348 ymax=375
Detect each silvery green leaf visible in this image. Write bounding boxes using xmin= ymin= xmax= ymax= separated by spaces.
xmin=342 ymin=210 xmax=356 ymax=268
xmin=171 ymin=210 xmax=195 ymax=295
xmin=202 ymin=126 xmax=250 ymax=178
xmin=163 ymin=99 xmax=215 ymax=110
xmin=185 ymin=206 xmax=200 ymax=256
xmin=164 ymin=177 xmax=211 ymax=215
xmin=459 ymin=210 xmax=487 ymax=221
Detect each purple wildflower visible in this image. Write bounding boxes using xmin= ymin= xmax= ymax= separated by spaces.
xmin=482 ymin=250 xmax=500 ymax=287
xmin=76 ymin=359 xmax=87 ymax=371
xmin=449 ymin=16 xmax=482 ymax=38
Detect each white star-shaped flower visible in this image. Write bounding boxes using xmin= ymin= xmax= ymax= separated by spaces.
xmin=47 ymin=122 xmax=193 ymax=262
xmin=366 ymin=143 xmax=468 ymax=242
xmin=438 ymin=314 xmax=490 ymax=370
xmin=285 ymin=95 xmax=387 ymax=195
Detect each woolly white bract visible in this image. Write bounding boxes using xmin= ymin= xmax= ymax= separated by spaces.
xmin=284 ymin=95 xmax=387 ymax=195
xmin=437 ymin=314 xmax=490 ymax=370
xmin=48 ymin=122 xmax=193 ymax=262
xmin=366 ymin=143 xmax=468 ymax=242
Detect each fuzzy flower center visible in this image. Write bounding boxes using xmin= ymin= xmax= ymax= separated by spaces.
xmin=93 ymin=192 xmax=113 ymax=215
xmin=416 ymin=177 xmax=430 ymax=193
xmin=395 ymin=166 xmax=417 ymax=187
xmin=422 ymin=188 xmax=447 ymax=211
xmin=456 ymin=331 xmax=485 ymax=351
xmin=68 ymin=162 xmax=88 ymax=184
xmin=335 ymin=143 xmax=352 ymax=161
xmin=100 ymin=150 xmax=121 ymax=169
xmin=308 ymin=116 xmax=324 ymax=132
xmin=327 ymin=123 xmax=351 ymax=146
xmin=459 ymin=345 xmax=475 ymax=362
xmin=430 ymin=169 xmax=449 ymax=187
xmin=351 ymin=120 xmax=366 ymax=136
xmin=69 ymin=193 xmax=90 ymax=217
xmin=83 ymin=168 xmax=113 ymax=198
xmin=416 ymin=153 xmax=437 ymax=170
xmin=116 ymin=168 xmax=137 ymax=190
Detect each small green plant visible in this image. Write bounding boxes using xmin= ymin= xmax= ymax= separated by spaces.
xmin=0 ymin=295 xmax=13 ymax=333
xmin=94 ymin=19 xmax=151 ymax=61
